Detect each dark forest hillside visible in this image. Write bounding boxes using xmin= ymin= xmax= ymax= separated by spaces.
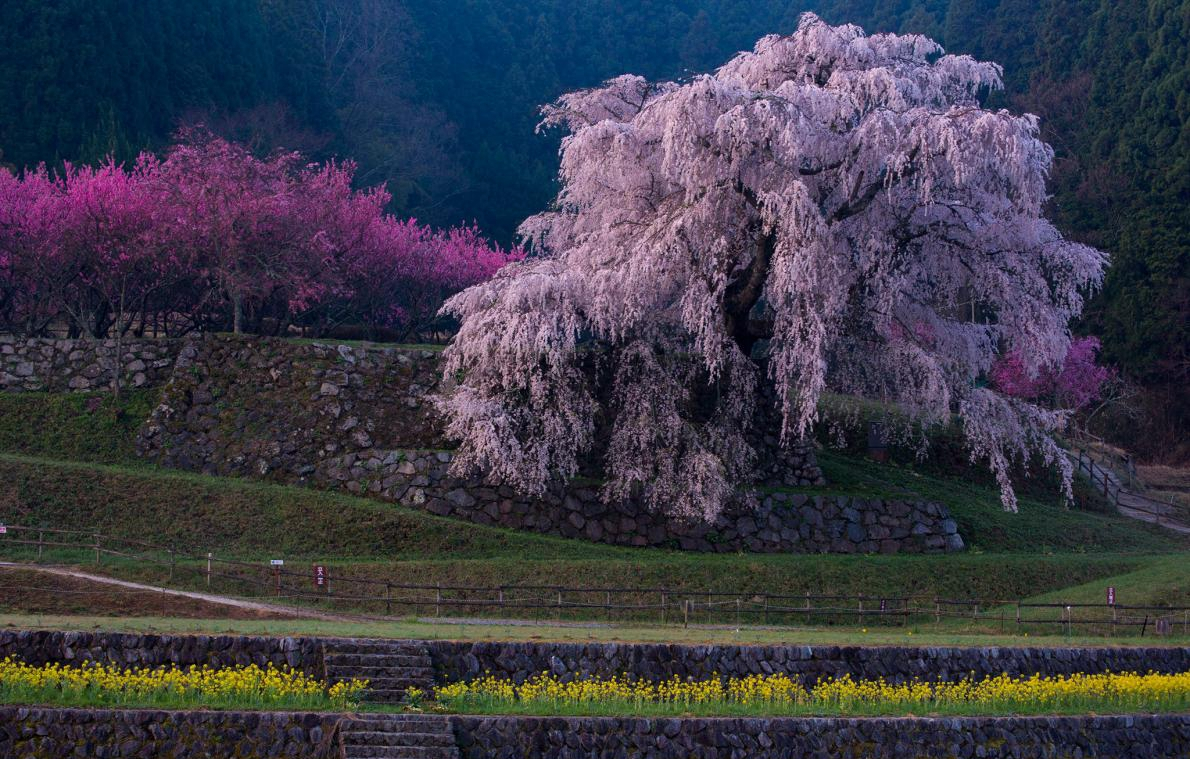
xmin=1 ymin=0 xmax=1186 ymax=455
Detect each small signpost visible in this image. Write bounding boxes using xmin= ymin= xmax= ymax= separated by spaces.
xmin=313 ymin=564 xmax=327 ymax=592
xmin=1106 ymin=586 xmax=1116 ymax=606
xmin=270 ymin=559 xmax=284 ymax=596
xmin=0 ymin=523 xmax=7 ymax=534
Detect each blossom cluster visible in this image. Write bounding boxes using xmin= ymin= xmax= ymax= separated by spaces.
xmin=0 ymin=657 xmax=367 ymax=710
xmin=434 ymin=670 xmax=1190 ymax=715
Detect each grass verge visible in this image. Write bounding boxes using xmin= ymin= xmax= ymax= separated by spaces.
xmin=2 ymin=613 xmax=1188 ymax=648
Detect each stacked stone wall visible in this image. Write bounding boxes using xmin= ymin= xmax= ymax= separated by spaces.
xmin=0 ymin=707 xmax=339 ymax=759
xmin=428 ymin=639 xmax=1190 ymax=686
xmin=133 ymin=334 xmax=961 ymax=554
xmin=0 ymin=335 xmax=181 ymax=392
xmin=5 ymin=629 xmax=1186 ymax=690
xmin=450 ymin=714 xmax=1190 ymax=759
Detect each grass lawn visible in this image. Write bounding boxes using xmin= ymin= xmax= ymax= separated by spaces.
xmin=1 ymin=388 xmax=1187 ymax=644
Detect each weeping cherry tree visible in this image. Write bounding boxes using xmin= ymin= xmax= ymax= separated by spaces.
xmin=436 ymin=14 xmax=1107 ymax=519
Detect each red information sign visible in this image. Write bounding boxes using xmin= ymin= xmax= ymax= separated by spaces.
xmin=313 ymin=564 xmax=327 ymax=588
xmin=1106 ymin=586 xmax=1116 ymax=606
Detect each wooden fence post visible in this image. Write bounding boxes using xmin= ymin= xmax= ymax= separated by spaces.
xmin=94 ymin=533 xmax=101 ymax=564
xmin=660 ymin=591 xmax=667 ymax=625
xmin=37 ymin=530 xmax=43 ymax=561
xmin=206 ymin=553 xmax=212 ymax=587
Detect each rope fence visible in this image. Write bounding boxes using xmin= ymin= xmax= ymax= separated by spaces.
xmin=1 ymin=524 xmax=1187 ymax=637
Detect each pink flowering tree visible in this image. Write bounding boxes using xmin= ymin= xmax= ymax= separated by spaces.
xmin=1 ymin=132 xmax=519 ymax=341
xmin=156 ymin=133 xmax=317 ymax=334
xmin=0 ymin=167 xmax=64 ymax=335
xmin=437 ymin=14 xmax=1107 ymax=517
xmin=350 ymin=222 xmax=523 ymax=341
xmin=992 ymin=336 xmax=1115 ymax=412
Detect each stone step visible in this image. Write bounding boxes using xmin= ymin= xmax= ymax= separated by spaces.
xmin=332 ymin=673 xmax=435 ymax=686
xmin=327 ymin=665 xmax=436 ymax=679
xmin=328 ymin=640 xmax=430 ymax=654
xmin=342 ymin=685 xmax=435 ymax=694
xmin=347 ymin=716 xmax=453 ymax=729
xmin=326 ymin=653 xmax=432 ymax=667
xmin=327 ymin=653 xmax=433 ymax=667
xmin=344 ymin=747 xmax=458 ymax=759
xmin=341 ymin=730 xmax=456 ymax=747
xmin=359 ymin=694 xmax=430 ymax=704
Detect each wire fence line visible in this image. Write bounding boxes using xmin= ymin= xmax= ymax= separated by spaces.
xmin=1 ymin=523 xmax=1187 ymax=637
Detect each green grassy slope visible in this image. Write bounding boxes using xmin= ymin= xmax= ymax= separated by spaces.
xmin=0 ymin=389 xmax=1186 ymax=615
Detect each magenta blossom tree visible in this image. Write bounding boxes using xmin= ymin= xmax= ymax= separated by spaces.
xmin=992 ymin=336 xmax=1115 ymax=412
xmin=1 ymin=132 xmax=517 ymax=340
xmin=0 ymin=167 xmax=64 ymax=335
xmin=436 ymin=14 xmax=1107 ymax=517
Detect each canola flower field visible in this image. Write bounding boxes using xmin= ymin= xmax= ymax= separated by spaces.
xmin=434 ymin=670 xmax=1190 ymax=717
xmin=0 ymin=657 xmax=367 ymax=711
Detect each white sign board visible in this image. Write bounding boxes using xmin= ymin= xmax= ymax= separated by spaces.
xmin=270 ymin=559 xmax=284 ymax=566
xmin=0 ymin=524 xmax=6 ymax=534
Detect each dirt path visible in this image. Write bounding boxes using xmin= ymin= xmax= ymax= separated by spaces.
xmin=1114 ymin=495 xmax=1190 ymax=535
xmin=1068 ymin=452 xmax=1190 ymax=536
xmin=0 ymin=562 xmax=357 ymax=621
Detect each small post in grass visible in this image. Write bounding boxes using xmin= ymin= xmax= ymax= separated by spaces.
xmin=94 ymin=532 xmax=101 ymax=564
xmin=37 ymin=530 xmax=43 ymax=561
xmin=206 ymin=553 xmax=212 ymax=587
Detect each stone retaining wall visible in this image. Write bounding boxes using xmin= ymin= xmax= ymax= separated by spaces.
xmin=450 ymin=714 xmax=1190 ymax=759
xmin=428 ymin=640 xmax=1190 ymax=687
xmin=0 ymin=707 xmax=339 ymax=759
xmin=312 ymin=447 xmax=961 ymax=552
xmin=0 ymin=630 xmax=323 ymax=673
xmin=5 ymin=630 xmax=1186 ymax=691
xmin=0 ymin=334 xmax=182 ymax=392
xmin=1 ymin=706 xmax=1187 ymax=759
xmin=133 ymin=334 xmax=961 ymax=554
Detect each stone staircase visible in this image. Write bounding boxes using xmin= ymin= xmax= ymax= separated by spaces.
xmin=340 ymin=714 xmax=459 ymax=759
xmin=324 ymin=639 xmax=436 ymax=704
